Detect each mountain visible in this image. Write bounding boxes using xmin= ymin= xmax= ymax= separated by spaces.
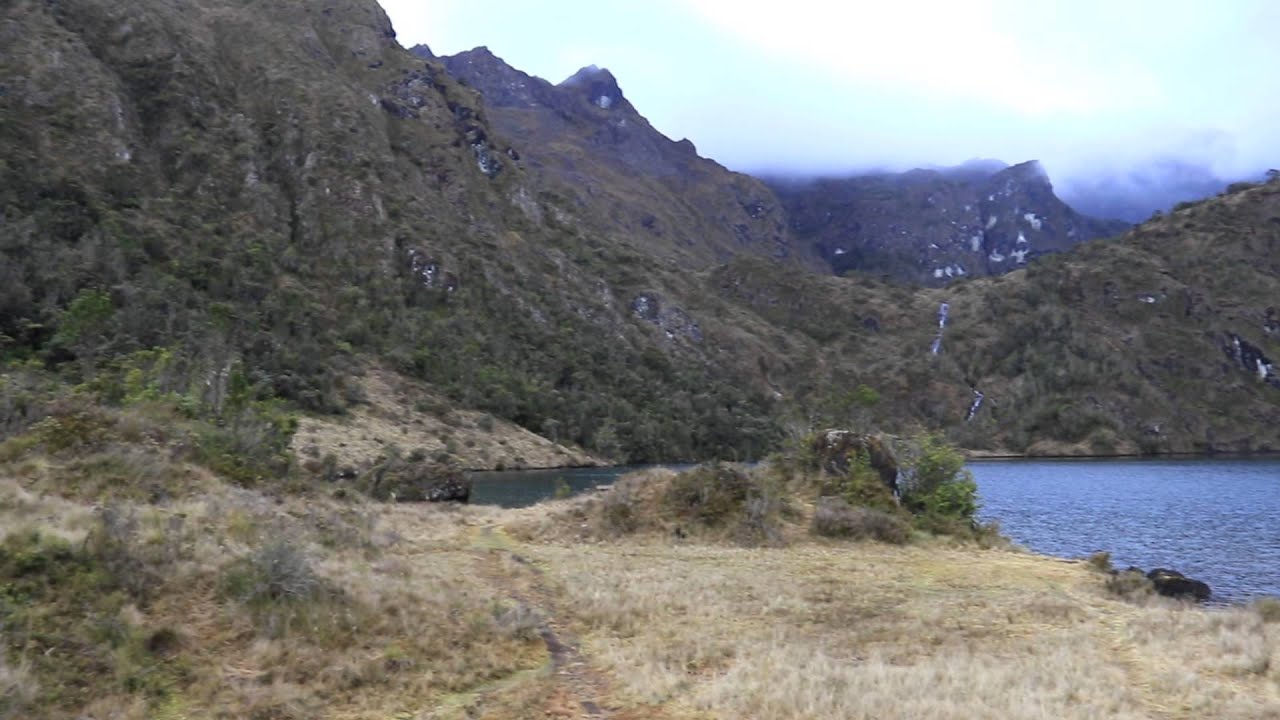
xmin=713 ymin=177 xmax=1280 ymax=455
xmin=0 ymin=0 xmax=1277 ymax=475
xmin=438 ymin=46 xmax=814 ymax=270
xmin=0 ymin=0 xmax=792 ymax=463
xmin=768 ymin=161 xmax=1132 ymax=284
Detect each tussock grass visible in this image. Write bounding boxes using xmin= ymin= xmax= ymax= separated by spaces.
xmin=519 ymin=539 xmax=1280 ymax=719
xmin=0 ymin=651 xmax=36 ymax=720
xmin=6 ymin=423 xmax=1279 ymax=718
xmin=0 ymin=447 xmax=544 ymax=718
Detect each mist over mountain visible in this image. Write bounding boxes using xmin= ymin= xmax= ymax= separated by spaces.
xmin=1057 ymin=159 xmax=1255 ymax=222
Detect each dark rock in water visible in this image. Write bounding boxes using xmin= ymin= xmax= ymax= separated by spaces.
xmin=1147 ymin=568 xmax=1211 ymax=601
xmin=363 ymin=459 xmax=471 ymax=503
xmin=810 ymin=430 xmax=899 ymax=494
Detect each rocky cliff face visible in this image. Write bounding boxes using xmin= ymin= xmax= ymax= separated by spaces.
xmin=770 ymin=161 xmax=1131 ymax=284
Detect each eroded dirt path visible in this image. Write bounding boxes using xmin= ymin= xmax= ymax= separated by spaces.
xmin=470 ymin=525 xmax=619 ymax=719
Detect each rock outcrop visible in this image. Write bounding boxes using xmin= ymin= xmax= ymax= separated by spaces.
xmin=810 ymin=430 xmax=899 ymax=494
xmin=439 ymin=47 xmax=817 ymax=270
xmin=362 ymin=458 xmax=471 ymax=503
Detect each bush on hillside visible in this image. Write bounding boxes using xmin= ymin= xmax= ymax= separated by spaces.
xmin=897 ymin=434 xmax=978 ymax=531
xmin=811 ymin=496 xmax=908 ymax=544
xmin=1253 ymin=597 xmax=1280 ymax=624
xmin=665 ymin=463 xmax=791 ymax=545
xmin=1105 ymin=568 xmax=1155 ymax=601
xmin=664 ymin=463 xmax=753 ymax=526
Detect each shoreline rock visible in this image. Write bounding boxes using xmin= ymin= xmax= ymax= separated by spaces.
xmin=1147 ymin=568 xmax=1212 ymax=601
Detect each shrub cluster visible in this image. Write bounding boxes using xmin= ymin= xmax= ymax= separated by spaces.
xmin=811 ymin=497 xmax=909 ymax=544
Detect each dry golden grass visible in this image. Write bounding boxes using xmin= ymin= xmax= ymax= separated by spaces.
xmin=290 ymin=368 xmax=598 ymax=473
xmin=5 ymin=451 xmax=1279 ymax=719
xmin=511 ymin=533 xmax=1280 ymax=719
xmin=0 ymin=462 xmax=548 ymax=719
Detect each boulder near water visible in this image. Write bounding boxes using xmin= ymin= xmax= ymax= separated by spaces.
xmin=1146 ymin=568 xmax=1212 ymax=601
xmin=810 ymin=430 xmax=899 ymax=494
xmin=362 ymin=459 xmax=471 ymax=503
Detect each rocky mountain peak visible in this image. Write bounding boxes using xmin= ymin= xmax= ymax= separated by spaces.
xmin=441 ymin=46 xmax=544 ymax=108
xmin=559 ymin=65 xmax=625 ymax=110
xmin=994 ymin=159 xmax=1052 ymax=189
xmin=409 ymin=43 xmax=434 ymax=59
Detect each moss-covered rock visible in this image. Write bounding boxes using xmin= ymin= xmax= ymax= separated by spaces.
xmin=362 ymin=457 xmax=470 ymax=503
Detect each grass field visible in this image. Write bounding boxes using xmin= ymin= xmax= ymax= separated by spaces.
xmin=2 ymin=463 xmax=1278 ymax=719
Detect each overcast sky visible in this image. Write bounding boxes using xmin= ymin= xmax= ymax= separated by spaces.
xmin=380 ymin=0 xmax=1278 ymax=184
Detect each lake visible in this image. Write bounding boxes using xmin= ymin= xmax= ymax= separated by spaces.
xmin=468 ymin=465 xmax=693 ymax=508
xmin=971 ymin=457 xmax=1280 ymax=602
xmin=470 ymin=458 xmax=1280 ymax=601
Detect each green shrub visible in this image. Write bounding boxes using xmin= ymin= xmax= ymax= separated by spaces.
xmin=826 ymin=449 xmax=899 ymax=513
xmin=0 ymin=529 xmax=173 ymax=710
xmin=0 ymin=650 xmax=37 ymax=719
xmin=193 ymin=403 xmax=296 ymax=485
xmin=223 ymin=540 xmax=320 ymax=605
xmin=1087 ymin=551 xmax=1113 ymax=572
xmin=553 ymin=478 xmax=573 ymax=500
xmin=599 ymin=485 xmax=639 ymax=536
xmin=492 ymin=602 xmax=543 ymax=642
xmin=664 ymin=463 xmax=752 ymax=526
xmin=898 ymin=434 xmax=978 ymax=531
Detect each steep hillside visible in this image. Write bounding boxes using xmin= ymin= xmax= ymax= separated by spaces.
xmin=770 ymin=161 xmax=1131 ymax=284
xmin=0 ymin=0 xmax=784 ymax=463
xmin=437 ymin=47 xmax=815 ymax=271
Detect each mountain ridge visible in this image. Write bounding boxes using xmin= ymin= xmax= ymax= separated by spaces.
xmin=766 ymin=159 xmax=1131 ymax=283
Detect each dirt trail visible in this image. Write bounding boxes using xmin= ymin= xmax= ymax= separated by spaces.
xmin=471 ymin=525 xmax=618 ymax=718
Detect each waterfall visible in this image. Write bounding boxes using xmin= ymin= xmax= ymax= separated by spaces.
xmin=930 ymin=302 xmax=949 ymax=355
xmin=965 ymin=388 xmax=985 ymax=422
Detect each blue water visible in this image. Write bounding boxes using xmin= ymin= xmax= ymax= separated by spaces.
xmin=469 ymin=465 xmax=692 ymax=508
xmin=972 ymin=458 xmax=1280 ymax=601
xmin=471 ymin=458 xmax=1280 ymax=601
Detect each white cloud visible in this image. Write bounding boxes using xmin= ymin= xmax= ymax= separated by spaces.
xmin=378 ymin=0 xmax=451 ymax=47
xmin=678 ymin=0 xmax=1159 ymax=115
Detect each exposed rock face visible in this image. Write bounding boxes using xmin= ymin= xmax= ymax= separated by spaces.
xmin=1146 ymin=568 xmax=1212 ymax=601
xmin=810 ymin=430 xmax=899 ymax=494
xmin=769 ymin=161 xmax=1131 ymax=284
xmin=1226 ymin=333 xmax=1280 ymax=388
xmin=630 ymin=293 xmax=703 ymax=343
